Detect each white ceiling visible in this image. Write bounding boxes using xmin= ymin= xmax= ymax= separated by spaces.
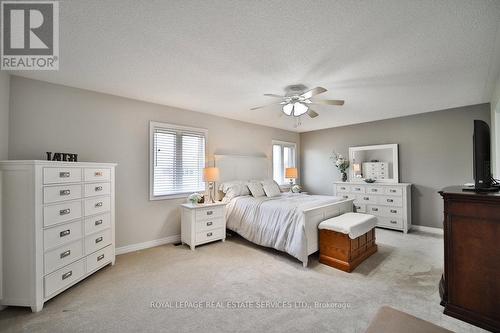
xmin=11 ymin=0 xmax=500 ymax=132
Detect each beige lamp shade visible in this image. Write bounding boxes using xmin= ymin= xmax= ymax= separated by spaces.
xmin=203 ymin=167 xmax=220 ymax=182
xmin=285 ymin=167 xmax=298 ymax=179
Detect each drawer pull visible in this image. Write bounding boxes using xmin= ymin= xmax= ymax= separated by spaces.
xmin=59 ymin=172 xmax=70 ymax=178
xmin=363 ymin=197 xmax=369 ymax=201
xmin=355 ymin=188 xmax=361 ymax=191
xmin=342 ymin=195 xmax=348 ymax=199
xmin=95 ymin=219 xmax=103 ymax=226
xmin=62 ymin=271 xmax=73 ymax=280
xmin=95 ymin=236 xmax=103 ymax=244
xmin=355 ymin=206 xmax=361 ymax=210
xmin=95 ymin=171 xmax=103 ymax=177
xmin=207 ymin=232 xmax=213 ymax=237
xmin=387 ymin=199 xmax=394 ymax=203
xmin=95 ymin=186 xmax=103 ymax=191
xmin=390 ymin=220 xmax=398 ymax=224
xmin=206 ymin=211 xmax=213 ymax=215
xmin=390 ymin=209 xmax=397 ymax=213
xmin=206 ymin=221 xmax=213 ymax=226
xmin=60 ymin=189 xmax=71 ymax=196
xmin=371 ymin=189 xmax=378 ymax=192
xmin=59 ymin=208 xmax=71 ymax=215
xmin=372 ymin=208 xmax=378 ymax=212
xmin=60 ymin=250 xmax=71 ymax=259
xmin=59 ymin=229 xmax=71 ymax=237
xmin=390 ymin=189 xmax=397 ymax=193
xmin=340 ymin=187 xmax=346 ymax=190
xmin=95 ymin=202 xmax=103 ymax=208
xmin=97 ymin=254 xmax=105 ymax=261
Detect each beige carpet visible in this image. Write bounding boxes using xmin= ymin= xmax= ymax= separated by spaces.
xmin=0 ymin=229 xmax=487 ymax=333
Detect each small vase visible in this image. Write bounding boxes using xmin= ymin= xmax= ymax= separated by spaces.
xmin=341 ymin=172 xmax=348 ymax=182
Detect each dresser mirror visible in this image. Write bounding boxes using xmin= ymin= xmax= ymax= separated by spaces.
xmin=348 ymin=144 xmax=399 ymax=183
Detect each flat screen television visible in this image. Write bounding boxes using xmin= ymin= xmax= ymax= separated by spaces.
xmin=463 ymin=120 xmax=498 ymax=192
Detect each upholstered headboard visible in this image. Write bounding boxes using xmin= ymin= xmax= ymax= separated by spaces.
xmin=214 ymin=154 xmax=270 ymax=182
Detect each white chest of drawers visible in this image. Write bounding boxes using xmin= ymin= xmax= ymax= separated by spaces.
xmin=333 ymin=182 xmax=412 ymax=233
xmin=181 ymin=202 xmax=226 ymax=250
xmin=362 ymin=162 xmax=389 ymax=180
xmin=0 ymin=161 xmax=116 ymax=312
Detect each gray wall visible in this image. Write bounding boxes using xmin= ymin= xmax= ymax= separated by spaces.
xmin=0 ymin=72 xmax=8 ymax=159
xmin=0 ymin=71 xmax=8 ymax=302
xmin=300 ymin=104 xmax=490 ymax=228
xmin=8 ymin=76 xmax=299 ymax=248
xmin=492 ymin=75 xmax=500 ymax=177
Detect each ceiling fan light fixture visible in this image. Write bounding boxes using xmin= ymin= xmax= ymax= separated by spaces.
xmin=293 ymin=102 xmax=308 ymax=116
xmin=282 ymin=103 xmax=293 ymax=116
xmin=253 ymin=86 xmax=344 ymax=123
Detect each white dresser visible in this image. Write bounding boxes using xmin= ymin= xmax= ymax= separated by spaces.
xmin=181 ymin=202 xmax=226 ymax=250
xmin=0 ymin=161 xmax=116 ymax=312
xmin=333 ymin=182 xmax=411 ymax=233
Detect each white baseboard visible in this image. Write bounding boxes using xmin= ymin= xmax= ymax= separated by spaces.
xmin=116 ymin=234 xmax=181 ymax=255
xmin=411 ymin=225 xmax=443 ymax=235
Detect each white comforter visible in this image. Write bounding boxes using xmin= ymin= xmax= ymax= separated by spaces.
xmin=225 ymin=193 xmax=344 ymax=265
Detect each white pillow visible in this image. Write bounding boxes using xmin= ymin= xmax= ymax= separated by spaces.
xmin=219 ymin=181 xmax=250 ymax=200
xmin=247 ymin=182 xmax=266 ymax=197
xmin=262 ymin=181 xmax=281 ymax=197
xmin=219 ymin=181 xmax=243 ymax=193
xmin=260 ymin=179 xmax=281 ymax=188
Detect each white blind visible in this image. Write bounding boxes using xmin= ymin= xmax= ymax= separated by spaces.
xmin=152 ymin=126 xmax=206 ymax=197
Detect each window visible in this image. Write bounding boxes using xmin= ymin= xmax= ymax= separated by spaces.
xmin=150 ymin=121 xmax=207 ymax=200
xmin=272 ymin=140 xmax=297 ymax=185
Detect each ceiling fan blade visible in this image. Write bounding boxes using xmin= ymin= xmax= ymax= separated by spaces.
xmin=307 ymin=109 xmax=319 ymax=118
xmin=301 ymin=87 xmax=327 ymax=99
xmin=263 ymin=93 xmax=285 ymax=98
xmin=250 ymin=104 xmax=271 ymax=110
xmin=311 ymin=99 xmax=345 ymax=106
xmin=250 ymin=101 xmax=283 ymax=110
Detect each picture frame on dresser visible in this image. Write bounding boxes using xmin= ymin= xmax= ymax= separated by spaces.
xmin=0 ymin=160 xmax=117 ymax=312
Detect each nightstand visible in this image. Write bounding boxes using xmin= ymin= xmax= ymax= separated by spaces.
xmin=180 ymin=202 xmax=227 ymax=250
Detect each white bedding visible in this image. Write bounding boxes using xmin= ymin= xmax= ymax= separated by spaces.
xmin=225 ymin=193 xmax=344 ymax=265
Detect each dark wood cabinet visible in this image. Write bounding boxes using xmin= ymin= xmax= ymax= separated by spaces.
xmin=439 ymin=187 xmax=500 ymax=332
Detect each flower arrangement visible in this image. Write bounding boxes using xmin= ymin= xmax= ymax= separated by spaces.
xmin=187 ymin=192 xmax=203 ymax=204
xmin=291 ymin=184 xmax=302 ymax=193
xmin=331 ymin=152 xmax=350 ymax=182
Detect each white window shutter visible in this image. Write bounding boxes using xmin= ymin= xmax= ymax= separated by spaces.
xmin=152 ymin=125 xmax=206 ymax=197
xmin=272 ymin=141 xmax=297 ymax=185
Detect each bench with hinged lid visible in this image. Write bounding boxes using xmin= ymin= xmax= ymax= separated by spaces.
xmin=319 ymin=212 xmax=378 ymax=272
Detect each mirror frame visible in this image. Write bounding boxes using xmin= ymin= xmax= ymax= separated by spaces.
xmin=348 ymin=144 xmax=399 ymax=183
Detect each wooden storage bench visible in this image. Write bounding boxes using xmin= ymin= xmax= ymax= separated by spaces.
xmin=319 ymin=212 xmax=378 ymax=272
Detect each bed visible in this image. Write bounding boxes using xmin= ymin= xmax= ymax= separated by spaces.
xmin=215 ymin=154 xmax=354 ymax=267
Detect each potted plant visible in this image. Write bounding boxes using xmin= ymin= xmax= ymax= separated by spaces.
xmin=187 ymin=192 xmax=203 ymax=204
xmin=331 ymin=152 xmax=350 ymax=182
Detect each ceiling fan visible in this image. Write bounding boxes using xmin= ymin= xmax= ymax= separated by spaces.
xmin=251 ymin=84 xmax=344 ymax=118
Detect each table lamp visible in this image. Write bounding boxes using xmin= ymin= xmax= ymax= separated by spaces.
xmin=203 ymin=167 xmax=220 ymax=203
xmin=285 ymin=167 xmax=298 ymax=188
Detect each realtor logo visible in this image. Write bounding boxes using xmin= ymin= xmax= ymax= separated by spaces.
xmin=1 ymin=1 xmax=59 ymax=70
